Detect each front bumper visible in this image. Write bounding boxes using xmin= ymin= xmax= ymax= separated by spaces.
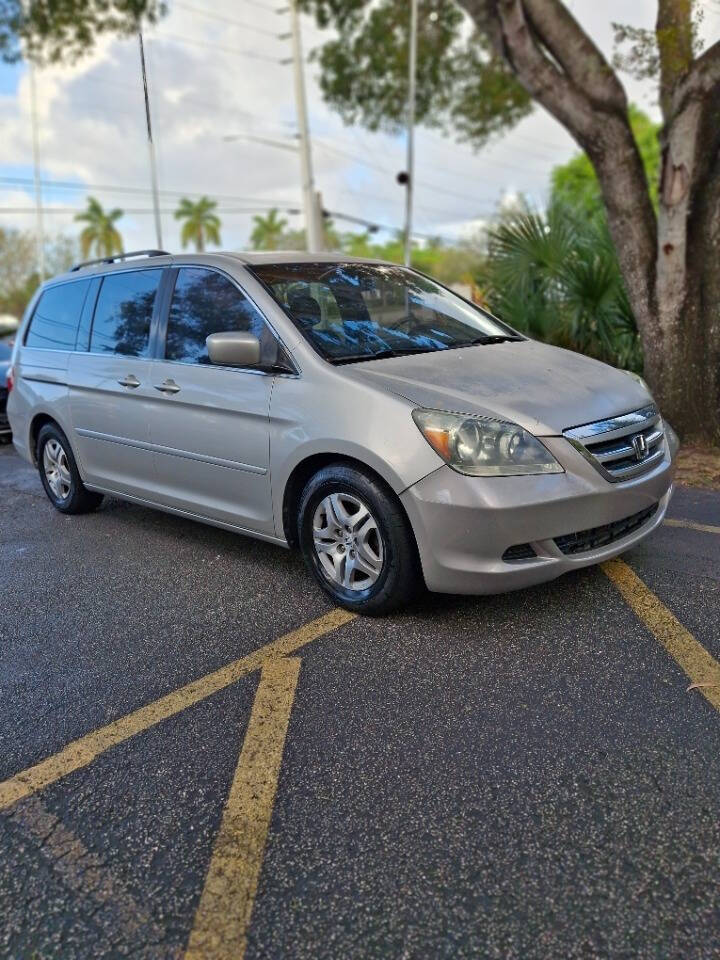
xmin=401 ymin=434 xmax=676 ymax=595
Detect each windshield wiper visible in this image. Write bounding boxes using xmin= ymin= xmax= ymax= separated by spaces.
xmin=328 ymin=346 xmax=436 ymax=365
xmin=464 ymin=335 xmax=524 ymax=346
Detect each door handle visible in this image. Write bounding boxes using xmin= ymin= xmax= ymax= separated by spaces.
xmin=153 ymin=378 xmax=181 ymax=395
xmin=118 ymin=374 xmax=141 ymax=389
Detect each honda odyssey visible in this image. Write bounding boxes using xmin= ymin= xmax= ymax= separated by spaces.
xmin=6 ymin=250 xmax=678 ymax=614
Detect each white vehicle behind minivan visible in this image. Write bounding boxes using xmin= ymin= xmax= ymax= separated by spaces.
xmin=7 ymin=249 xmax=678 ymax=614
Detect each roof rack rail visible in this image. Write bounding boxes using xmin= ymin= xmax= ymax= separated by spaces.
xmin=70 ymin=249 xmax=170 ymax=272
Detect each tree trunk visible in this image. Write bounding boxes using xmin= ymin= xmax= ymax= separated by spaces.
xmin=461 ymin=0 xmax=720 ymax=444
xmin=644 ymin=96 xmax=720 ymax=443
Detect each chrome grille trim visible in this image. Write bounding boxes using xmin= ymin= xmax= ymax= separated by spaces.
xmin=563 ymin=403 xmax=666 ymax=482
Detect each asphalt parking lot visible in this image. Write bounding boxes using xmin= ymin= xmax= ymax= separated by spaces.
xmin=2 ymin=441 xmax=720 ymax=960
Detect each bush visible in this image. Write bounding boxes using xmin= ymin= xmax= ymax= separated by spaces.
xmin=479 ymin=203 xmax=642 ymax=372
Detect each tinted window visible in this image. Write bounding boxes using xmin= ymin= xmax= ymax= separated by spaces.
xmin=90 ymin=270 xmax=161 ymax=358
xmin=25 ymin=280 xmax=90 ymax=351
xmin=252 ymin=262 xmax=519 ymax=363
xmin=166 ymin=267 xmax=268 ymax=365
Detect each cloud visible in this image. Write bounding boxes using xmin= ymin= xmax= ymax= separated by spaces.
xmin=0 ymin=0 xmax=663 ymax=256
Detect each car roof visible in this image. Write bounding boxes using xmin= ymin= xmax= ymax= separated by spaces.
xmin=229 ymin=250 xmax=387 ymax=265
xmin=50 ymin=249 xmax=390 ymax=284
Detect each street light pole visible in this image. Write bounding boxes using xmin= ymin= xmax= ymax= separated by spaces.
xmin=28 ymin=63 xmax=45 ymax=281
xmin=403 ymin=0 xmax=418 ymax=267
xmin=138 ymin=30 xmax=163 ymax=250
xmin=290 ymin=0 xmax=324 ymax=252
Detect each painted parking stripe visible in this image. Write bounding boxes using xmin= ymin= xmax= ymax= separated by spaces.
xmin=664 ymin=518 xmax=720 ymax=535
xmin=185 ymin=658 xmax=302 ymax=960
xmin=602 ymin=559 xmax=720 ymax=712
xmin=0 ymin=609 xmax=356 ymax=811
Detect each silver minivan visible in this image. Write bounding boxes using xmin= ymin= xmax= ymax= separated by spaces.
xmin=7 ymin=250 xmax=678 ymax=614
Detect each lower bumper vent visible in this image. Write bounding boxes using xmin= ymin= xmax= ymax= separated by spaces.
xmin=554 ymin=504 xmax=658 ymax=556
xmin=502 ymin=543 xmax=537 ymax=563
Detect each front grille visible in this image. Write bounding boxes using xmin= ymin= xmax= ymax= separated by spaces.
xmin=554 ymin=504 xmax=658 ymax=555
xmin=563 ymin=404 xmax=665 ymax=482
xmin=502 ymin=543 xmax=537 ymax=562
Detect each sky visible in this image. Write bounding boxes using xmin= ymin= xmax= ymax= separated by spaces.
xmin=0 ymin=0 xmax=717 ymax=259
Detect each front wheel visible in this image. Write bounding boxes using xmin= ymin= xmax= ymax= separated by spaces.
xmin=297 ymin=463 xmax=421 ymax=615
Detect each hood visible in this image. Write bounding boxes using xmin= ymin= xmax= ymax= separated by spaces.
xmin=344 ymin=340 xmax=651 ymax=436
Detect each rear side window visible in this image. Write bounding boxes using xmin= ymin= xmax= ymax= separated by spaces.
xmin=25 ymin=280 xmax=90 ymax=351
xmin=165 ymin=267 xmax=267 ymax=365
xmin=90 ymin=269 xmax=161 ymax=358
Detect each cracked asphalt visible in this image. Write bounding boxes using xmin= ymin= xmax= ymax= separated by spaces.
xmin=1 ymin=442 xmax=720 ymax=959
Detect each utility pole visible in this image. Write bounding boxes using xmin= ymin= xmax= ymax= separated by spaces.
xmin=289 ymin=0 xmax=324 ymax=252
xmin=138 ymin=31 xmax=163 ymax=250
xmin=403 ymin=0 xmax=418 ymax=267
xmin=28 ymin=63 xmax=45 ymax=280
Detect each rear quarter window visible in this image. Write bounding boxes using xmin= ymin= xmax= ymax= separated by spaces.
xmin=24 ymin=280 xmax=91 ymax=351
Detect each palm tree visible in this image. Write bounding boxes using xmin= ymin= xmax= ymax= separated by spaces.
xmin=482 ymin=203 xmax=642 ymax=372
xmin=250 ymin=209 xmax=287 ymax=251
xmin=174 ymin=196 xmax=221 ymax=252
xmin=74 ymin=197 xmax=123 ymax=259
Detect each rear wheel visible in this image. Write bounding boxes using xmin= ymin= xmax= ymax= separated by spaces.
xmin=37 ymin=422 xmax=104 ymax=514
xmin=298 ymin=463 xmax=421 ymax=615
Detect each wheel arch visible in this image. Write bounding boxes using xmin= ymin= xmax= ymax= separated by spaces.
xmin=28 ymin=412 xmax=61 ymax=465
xmin=281 ymin=452 xmax=419 ymax=554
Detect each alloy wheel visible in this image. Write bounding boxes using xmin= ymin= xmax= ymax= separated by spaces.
xmin=43 ymin=439 xmax=72 ymax=500
xmin=312 ymin=492 xmax=384 ymax=591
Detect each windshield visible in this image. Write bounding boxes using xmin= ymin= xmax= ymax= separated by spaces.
xmin=251 ymin=262 xmax=521 ymax=363
xmin=0 ymin=339 xmax=12 ymax=361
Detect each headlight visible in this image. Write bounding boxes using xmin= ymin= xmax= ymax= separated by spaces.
xmin=412 ymin=409 xmax=564 ymax=477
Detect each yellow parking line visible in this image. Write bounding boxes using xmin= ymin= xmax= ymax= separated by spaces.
xmin=602 ymin=559 xmax=720 ymax=712
xmin=185 ymin=657 xmax=302 ymax=960
xmin=664 ymin=518 xmax=720 ymax=535
xmin=0 ymin=609 xmax=356 ymax=811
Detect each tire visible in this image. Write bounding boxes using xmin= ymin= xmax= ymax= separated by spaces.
xmin=297 ymin=462 xmax=422 ymax=615
xmin=36 ymin=422 xmax=104 ymax=514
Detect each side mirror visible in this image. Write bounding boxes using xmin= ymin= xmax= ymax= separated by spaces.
xmin=206 ymin=331 xmax=261 ymax=367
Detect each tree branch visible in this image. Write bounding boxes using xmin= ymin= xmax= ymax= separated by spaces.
xmin=656 ymin=0 xmax=693 ymax=119
xmin=458 ymin=0 xmax=598 ymax=140
xmin=458 ymin=0 xmax=658 ymax=339
xmin=677 ymin=38 xmax=720 ymax=103
xmin=522 ymin=0 xmax=626 ymax=111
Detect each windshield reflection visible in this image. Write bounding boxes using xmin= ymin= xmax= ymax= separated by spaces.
xmin=251 ymin=262 xmax=520 ymax=363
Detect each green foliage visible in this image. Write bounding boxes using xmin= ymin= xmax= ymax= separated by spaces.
xmin=0 ymin=228 xmax=78 ymax=317
xmin=75 ymin=197 xmax=124 ymax=258
xmin=0 ymin=0 xmax=166 ymax=66
xmin=250 ymin=209 xmax=289 ymax=251
xmin=174 ymin=196 xmax=221 ymax=252
xmin=254 ymin=217 xmax=485 ymax=287
xmin=329 ymin=229 xmax=485 ymax=286
xmin=551 ymin=107 xmax=660 ymax=215
xmin=612 ymin=2 xmax=704 ymax=83
xmin=480 ymin=204 xmax=642 ymax=372
xmin=300 ymin=0 xmax=531 ymax=146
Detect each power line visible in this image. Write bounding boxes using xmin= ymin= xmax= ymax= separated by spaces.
xmin=315 ymin=140 xmax=501 ymax=206
xmin=0 ymin=176 xmax=301 ymax=208
xmin=0 ymin=206 xmax=302 ymax=216
xmin=173 ymin=1 xmax=282 ymax=38
xmin=147 ymin=31 xmax=287 ymax=64
xmin=323 ymin=208 xmax=459 ymax=244
xmin=339 ymin=188 xmax=491 ymax=222
xmin=237 ymin=0 xmax=278 ymax=10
